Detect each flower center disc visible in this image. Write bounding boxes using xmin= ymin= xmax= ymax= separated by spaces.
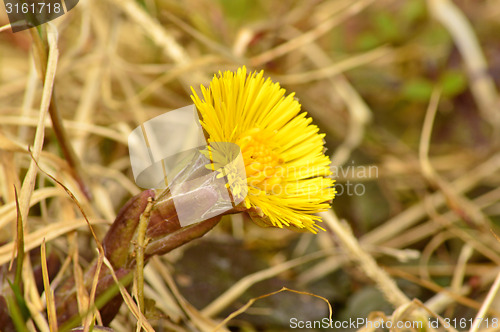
xmin=237 ymin=128 xmax=284 ymax=194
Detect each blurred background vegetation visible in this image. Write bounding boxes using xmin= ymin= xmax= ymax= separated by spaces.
xmin=1 ymin=0 xmax=500 ymax=331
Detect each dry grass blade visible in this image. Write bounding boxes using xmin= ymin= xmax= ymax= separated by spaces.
xmin=2 ymin=1 xmax=499 ymax=330
xmin=427 ymin=0 xmax=500 ymax=129
xmin=41 ymin=239 xmax=58 ymax=331
xmin=0 ymin=187 xmax=64 ymax=230
xmin=102 ymin=257 xmax=155 ymax=332
xmin=386 ymin=267 xmax=500 ymax=316
xmin=201 ymin=250 xmax=327 ymax=317
xmin=27 ymin=148 xmax=102 ymax=250
xmin=418 ymin=88 xmax=441 ymax=180
xmin=151 ymin=257 xmax=229 ymax=332
xmin=0 ymin=115 xmax=128 ymax=144
xmin=29 ymin=25 xmax=90 ymax=200
xmin=28 ymin=144 xmax=106 ymax=331
xmin=389 ymin=299 xmax=457 ymax=332
xmin=361 ymin=153 xmax=500 ymax=245
xmin=83 ymin=254 xmax=103 ymax=332
xmin=469 ymin=271 xmax=500 ymax=332
xmin=18 ymin=24 xmax=58 ymax=228
xmin=162 ymin=11 xmax=236 ymax=61
xmin=290 ymin=29 xmax=373 ymax=167
xmin=107 ymin=0 xmax=188 ymax=65
xmin=420 ymin=89 xmax=493 ymax=232
xmin=143 ymin=266 xmax=184 ymax=322
xmin=212 ymin=287 xmax=332 ymax=332
xmin=275 ymin=45 xmax=390 ymax=85
xmin=450 ymin=244 xmax=474 ymax=304
xmin=68 ymin=231 xmax=89 ymax=327
xmin=0 ymin=218 xmax=107 ymax=266
xmin=6 ymin=189 xmax=29 ymax=332
xmin=250 ymin=0 xmax=375 ymax=66
xmin=320 ymin=210 xmax=410 ymax=308
xmin=0 ymin=23 xmax=12 ymax=32
xmin=10 ymin=187 xmax=24 ymax=281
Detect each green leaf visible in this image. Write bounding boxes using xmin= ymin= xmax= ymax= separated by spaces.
xmin=218 ymin=0 xmax=261 ymax=21
xmin=402 ymin=0 xmax=426 ymax=23
xmin=7 ymin=280 xmax=30 ymax=324
xmin=3 ymin=188 xmax=30 ymax=330
xmin=439 ymin=70 xmax=467 ymax=97
xmin=14 ymin=187 xmax=24 ymax=289
xmin=402 ymin=78 xmax=434 ymax=101
xmin=355 ymin=32 xmax=381 ymax=51
xmin=374 ymin=12 xmax=399 ymax=41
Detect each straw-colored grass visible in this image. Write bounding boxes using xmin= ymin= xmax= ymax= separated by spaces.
xmin=1 ymin=0 xmax=500 ymax=331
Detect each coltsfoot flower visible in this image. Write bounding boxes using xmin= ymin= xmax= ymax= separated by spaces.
xmin=191 ymin=67 xmax=335 ymax=233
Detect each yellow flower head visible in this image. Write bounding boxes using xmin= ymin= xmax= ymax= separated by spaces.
xmin=191 ymin=67 xmax=335 ymax=233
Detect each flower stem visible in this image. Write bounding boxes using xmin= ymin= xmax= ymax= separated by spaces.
xmin=135 ymin=197 xmax=154 ymax=315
